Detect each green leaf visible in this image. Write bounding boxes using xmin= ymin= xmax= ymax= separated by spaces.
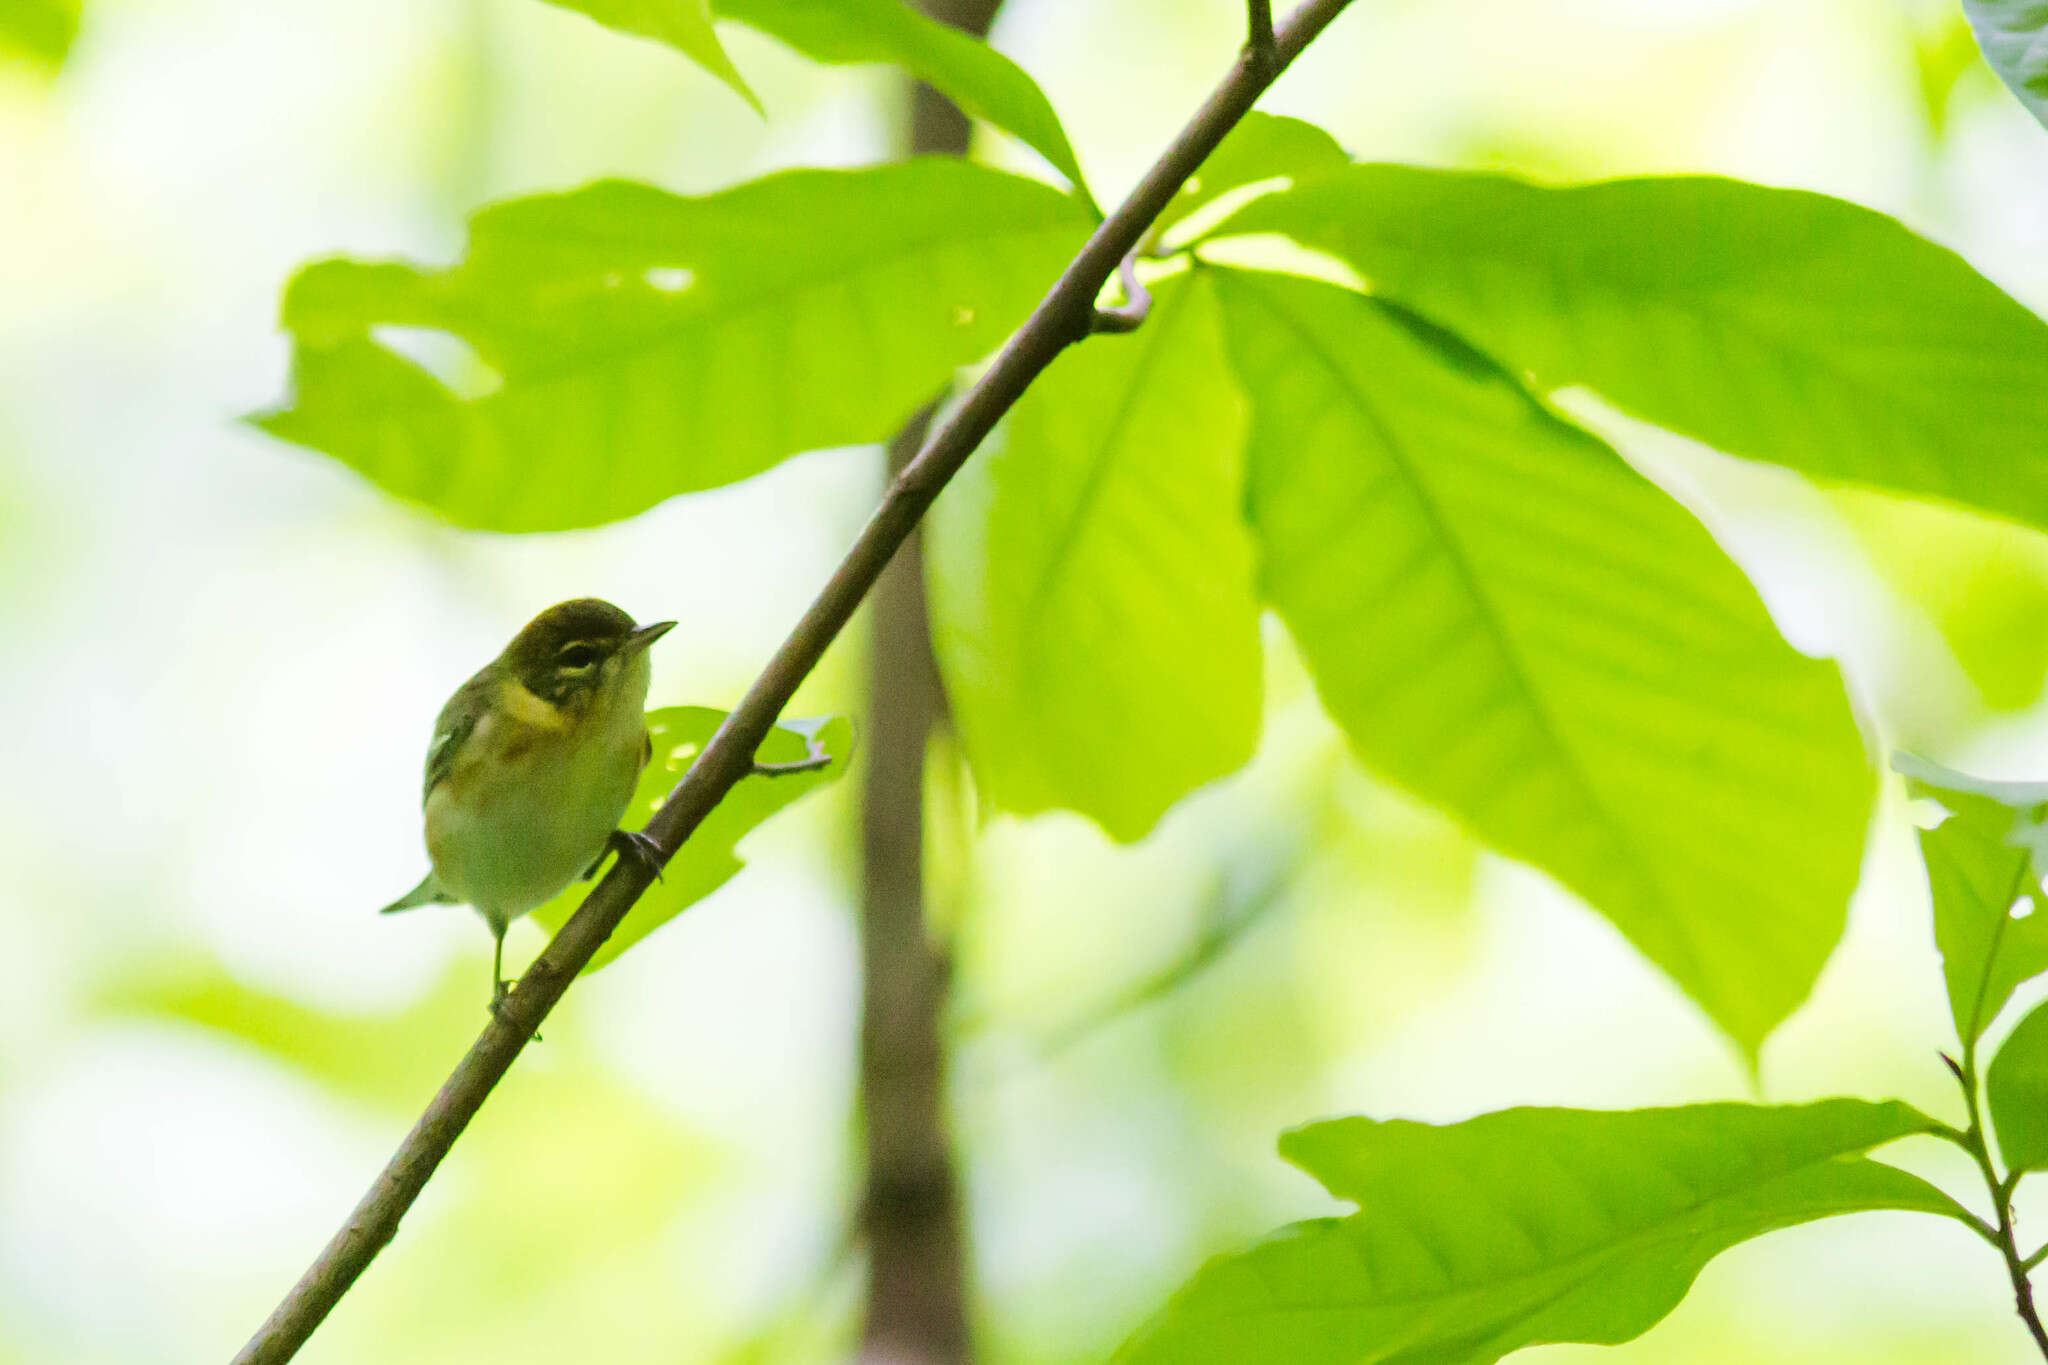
xmin=1965 ymin=1 xmax=2048 ymax=130
xmin=531 ymin=706 xmax=852 ymax=970
xmin=100 ymin=956 xmax=501 ymax=1110
xmin=1212 ymin=267 xmax=1874 ymax=1056
xmin=716 ymin=0 xmax=1087 ymax=196
xmin=1116 ymin=1100 xmax=1963 ymax=1365
xmin=0 ymin=0 xmax=79 ymax=69
xmin=1992 ymin=999 xmax=2048 ymax=1173
xmin=540 ymin=0 xmax=761 ymax=112
xmin=1220 ymin=167 xmax=2048 ymax=533
xmin=1897 ymin=753 xmax=2048 ymax=1046
xmin=929 ymin=273 xmax=1261 ymax=842
xmin=1155 ymin=112 xmax=1347 ymax=240
xmin=258 ymin=161 xmax=1091 ymax=531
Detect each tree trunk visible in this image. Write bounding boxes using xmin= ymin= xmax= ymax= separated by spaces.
xmin=858 ymin=3 xmax=1003 ymax=1361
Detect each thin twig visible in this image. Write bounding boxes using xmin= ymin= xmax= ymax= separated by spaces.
xmin=1941 ymin=1048 xmax=2048 ymax=1358
xmin=1246 ymin=0 xmax=1276 ymax=67
xmin=1090 ymin=251 xmax=1152 ymax=334
xmin=752 ymin=743 xmax=833 ymax=778
xmin=229 ymin=3 xmax=1360 ymax=1361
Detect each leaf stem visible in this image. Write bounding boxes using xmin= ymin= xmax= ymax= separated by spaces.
xmin=1950 ymin=1048 xmax=2048 ymax=1358
xmin=227 ymin=3 xmax=1360 ymax=1361
xmin=1091 ymin=250 xmax=1152 ymax=333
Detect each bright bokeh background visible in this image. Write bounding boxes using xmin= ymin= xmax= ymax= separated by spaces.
xmin=5 ymin=0 xmax=2048 ymax=1360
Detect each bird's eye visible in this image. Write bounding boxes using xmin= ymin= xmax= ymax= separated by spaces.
xmin=557 ymin=644 xmax=600 ymax=671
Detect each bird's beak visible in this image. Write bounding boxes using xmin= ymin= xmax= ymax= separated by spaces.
xmin=624 ymin=620 xmax=677 ymax=656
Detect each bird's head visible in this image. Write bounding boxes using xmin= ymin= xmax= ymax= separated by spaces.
xmin=500 ymin=598 xmax=675 ymax=715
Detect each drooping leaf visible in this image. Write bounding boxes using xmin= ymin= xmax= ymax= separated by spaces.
xmin=716 ymin=0 xmax=1087 ymax=195
xmin=258 ymin=162 xmax=1091 ymax=531
xmin=541 ymin=0 xmax=761 ymax=112
xmin=1154 ymin=112 xmax=1346 ymax=239
xmin=532 ymin=706 xmax=852 ymax=970
xmin=929 ymin=273 xmax=1261 ymax=842
xmin=1220 ymin=167 xmax=2048 ymax=533
xmin=0 ymin=0 xmax=77 ymax=69
xmin=1117 ymin=1100 xmax=1963 ymax=1365
xmin=1212 ymin=267 xmax=1873 ymax=1056
xmin=1991 ymin=999 xmax=2048 ymax=1172
xmin=1897 ymin=753 xmax=2048 ymax=1046
xmin=1964 ymin=1 xmax=2048 ymax=130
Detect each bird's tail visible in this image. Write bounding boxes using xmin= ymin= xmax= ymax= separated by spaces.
xmin=379 ymin=872 xmax=455 ymax=915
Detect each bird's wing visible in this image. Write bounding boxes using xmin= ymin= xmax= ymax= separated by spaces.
xmin=423 ymin=671 xmax=490 ymax=803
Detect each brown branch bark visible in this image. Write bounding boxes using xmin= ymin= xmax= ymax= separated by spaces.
xmin=230 ymin=4 xmax=1359 ymax=1359
xmin=857 ymin=4 xmax=1002 ymax=1361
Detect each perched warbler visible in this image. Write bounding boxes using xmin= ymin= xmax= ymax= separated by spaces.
xmin=380 ymin=598 xmax=676 ymax=1009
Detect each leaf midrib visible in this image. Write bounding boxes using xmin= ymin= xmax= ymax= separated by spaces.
xmin=1226 ymin=270 xmax=1685 ymax=982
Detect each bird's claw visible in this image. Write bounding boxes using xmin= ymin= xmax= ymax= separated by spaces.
xmin=607 ymin=827 xmax=667 ymax=883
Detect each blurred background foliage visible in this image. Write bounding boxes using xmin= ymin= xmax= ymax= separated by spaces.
xmin=4 ymin=0 xmax=2048 ymax=1361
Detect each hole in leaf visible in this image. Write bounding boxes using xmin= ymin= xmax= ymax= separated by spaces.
xmin=370 ymin=327 xmax=502 ymax=400
xmin=644 ymin=267 xmax=694 ymax=294
xmin=2014 ymin=897 xmax=2036 ymax=921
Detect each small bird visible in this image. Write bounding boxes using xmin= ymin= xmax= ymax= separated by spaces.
xmin=380 ymin=598 xmax=676 ymax=1010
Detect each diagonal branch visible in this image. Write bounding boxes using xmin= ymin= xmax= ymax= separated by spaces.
xmin=229 ymin=3 xmax=1359 ymax=1360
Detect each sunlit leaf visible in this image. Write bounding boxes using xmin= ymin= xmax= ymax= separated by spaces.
xmin=1964 ymin=0 xmax=2048 ymax=130
xmin=1213 ymin=267 xmax=1873 ymax=1056
xmin=99 ymin=957 xmax=490 ymax=1109
xmin=1991 ymin=999 xmax=2048 ymax=1172
xmin=531 ymin=706 xmax=851 ymax=971
xmin=0 ymin=0 xmax=77 ymax=69
xmin=541 ymin=0 xmax=761 ymax=112
xmin=1841 ymin=492 xmax=2048 ymax=712
xmin=1221 ymin=167 xmax=2048 ymax=532
xmin=1117 ymin=1101 xmax=1962 ymax=1365
xmin=930 ymin=273 xmax=1261 ymax=842
xmin=716 ymin=0 xmax=1087 ymax=194
xmin=1897 ymin=753 xmax=2048 ymax=1046
xmin=257 ymin=161 xmax=1091 ymax=531
xmin=1156 ymin=112 xmax=1346 ymax=239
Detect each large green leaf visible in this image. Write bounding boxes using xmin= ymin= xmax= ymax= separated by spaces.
xmin=0 ymin=0 xmax=77 ymax=69
xmin=1897 ymin=753 xmax=2048 ymax=1046
xmin=929 ymin=273 xmax=1261 ymax=842
xmin=1991 ymin=999 xmax=2048 ymax=1173
xmin=532 ymin=706 xmax=851 ymax=970
xmin=541 ymin=0 xmax=761 ymax=112
xmin=1117 ymin=1100 xmax=1963 ymax=1365
xmin=1212 ymin=267 xmax=1874 ymax=1056
xmin=1965 ymin=1 xmax=2048 ymax=130
xmin=1219 ymin=167 xmax=2048 ymax=533
xmin=258 ymin=161 xmax=1091 ymax=531
xmin=1154 ymin=112 xmax=1347 ymax=240
xmin=716 ymin=0 xmax=1087 ymax=194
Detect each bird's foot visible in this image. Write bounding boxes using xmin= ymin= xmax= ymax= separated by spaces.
xmin=487 ymin=977 xmax=542 ymax=1041
xmin=606 ymin=827 xmax=667 ymax=883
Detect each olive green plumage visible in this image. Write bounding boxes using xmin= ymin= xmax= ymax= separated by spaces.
xmin=380 ymin=598 xmax=676 ymax=1010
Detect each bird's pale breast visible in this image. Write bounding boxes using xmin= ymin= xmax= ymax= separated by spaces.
xmin=425 ymin=684 xmax=645 ymax=930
